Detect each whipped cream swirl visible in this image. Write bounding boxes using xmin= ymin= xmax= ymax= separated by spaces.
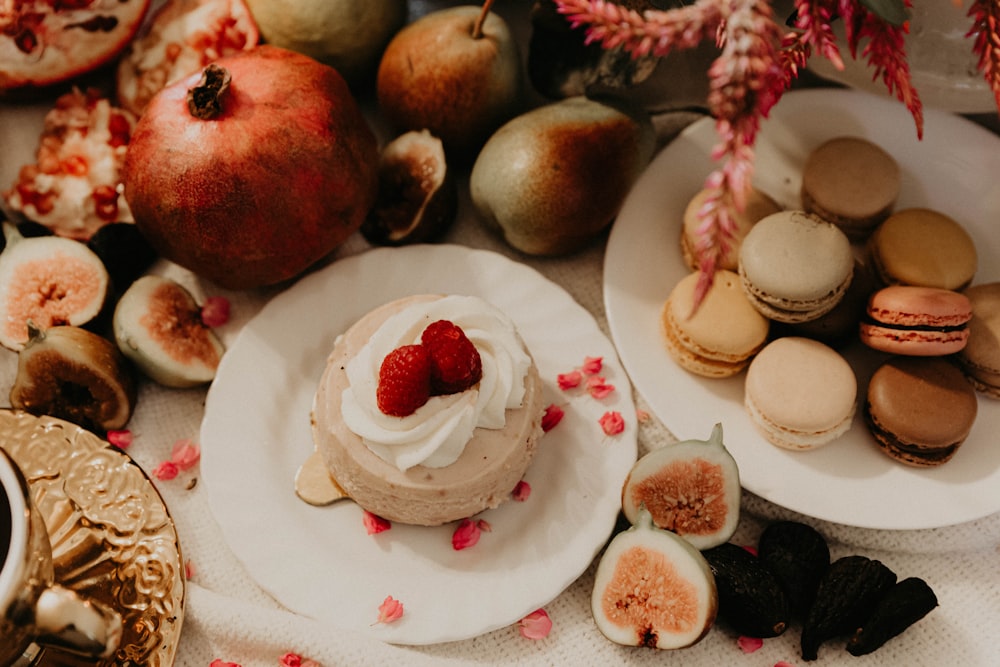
xmin=341 ymin=295 xmax=532 ymax=471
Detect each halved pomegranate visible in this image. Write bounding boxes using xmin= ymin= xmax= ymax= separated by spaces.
xmin=0 ymin=0 xmax=151 ymax=92
xmin=115 ymin=0 xmax=260 ymax=116
xmin=3 ymin=87 xmax=136 ymax=240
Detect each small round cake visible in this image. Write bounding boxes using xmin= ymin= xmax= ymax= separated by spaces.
xmin=311 ymin=294 xmax=545 ymax=526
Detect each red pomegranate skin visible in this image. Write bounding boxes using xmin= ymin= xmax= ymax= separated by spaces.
xmin=123 ymin=45 xmax=379 ymax=289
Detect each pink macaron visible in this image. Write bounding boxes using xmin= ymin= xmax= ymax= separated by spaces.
xmin=860 ymin=285 xmax=972 ymax=355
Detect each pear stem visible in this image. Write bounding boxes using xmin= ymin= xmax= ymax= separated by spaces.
xmin=472 ymin=0 xmax=495 ymax=40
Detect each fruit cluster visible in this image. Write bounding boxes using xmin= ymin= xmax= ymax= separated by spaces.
xmin=376 ymin=320 xmax=482 ymax=417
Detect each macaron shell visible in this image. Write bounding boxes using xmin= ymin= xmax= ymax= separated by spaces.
xmin=860 ymin=285 xmax=972 ymax=356
xmin=957 ymin=282 xmax=1000 ymax=397
xmin=744 ymin=337 xmax=857 ymax=450
xmin=661 ymin=270 xmax=770 ymax=377
xmin=680 ymin=186 xmax=782 ymax=271
xmin=801 ymin=136 xmax=900 ymax=240
xmin=865 ymin=356 xmax=978 ymax=466
xmin=868 ymin=207 xmax=978 ymax=289
xmin=739 ymin=211 xmax=854 ymax=323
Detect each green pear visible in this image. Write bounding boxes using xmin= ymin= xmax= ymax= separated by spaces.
xmin=470 ymin=95 xmax=655 ymax=256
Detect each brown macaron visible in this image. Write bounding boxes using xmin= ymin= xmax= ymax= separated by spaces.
xmin=867 ymin=208 xmax=978 ymax=290
xmin=680 ymin=186 xmax=781 ymax=272
xmin=801 ymin=136 xmax=900 ymax=242
xmin=865 ymin=356 xmax=978 ymax=467
xmin=957 ymin=282 xmax=1000 ymax=398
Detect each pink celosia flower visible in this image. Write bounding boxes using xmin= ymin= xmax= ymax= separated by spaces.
xmin=452 ymin=518 xmax=482 ymax=550
xmin=738 ymin=635 xmax=764 ymax=653
xmin=585 ymin=376 xmax=615 ymax=399
xmin=512 ymin=480 xmax=531 ymax=501
xmin=599 ymin=411 xmax=625 ymax=436
xmin=554 ymin=0 xmax=927 ymax=313
xmin=170 ymin=439 xmax=200 ymax=470
xmin=107 ymin=429 xmax=133 ymax=449
xmin=363 ymin=510 xmax=392 ymax=535
xmin=557 ymin=370 xmax=582 ymax=390
xmin=376 ymin=595 xmax=404 ymax=624
xmin=152 ymin=461 xmax=179 ymax=480
xmin=201 ymin=296 xmax=231 ymax=327
xmin=541 ymin=404 xmax=565 ymax=432
xmin=581 ymin=356 xmax=603 ymax=375
xmin=518 ymin=608 xmax=553 ymax=639
xmin=279 ymin=652 xmax=321 ymax=667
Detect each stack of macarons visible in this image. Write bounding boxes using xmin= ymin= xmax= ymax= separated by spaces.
xmin=662 ymin=133 xmax=994 ymax=467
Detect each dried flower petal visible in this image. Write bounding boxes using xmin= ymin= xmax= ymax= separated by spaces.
xmin=518 ymin=608 xmax=553 ymax=639
xmin=376 ymin=595 xmax=404 ymax=624
xmin=512 ymin=480 xmax=531 ymax=501
xmin=107 ymin=429 xmax=133 ymax=449
xmin=452 ymin=517 xmax=482 ymax=550
xmin=557 ymin=370 xmax=582 ymax=390
xmin=738 ymin=635 xmax=764 ymax=653
xmin=599 ymin=411 xmax=625 ymax=436
xmin=635 ymin=409 xmax=651 ymax=423
xmin=279 ymin=653 xmax=320 ymax=667
xmin=541 ymin=404 xmax=565 ymax=432
xmin=741 ymin=544 xmax=758 ymax=556
xmin=476 ymin=518 xmax=492 ymax=533
xmin=585 ymin=376 xmax=615 ymax=399
xmin=185 ymin=560 xmax=196 ymax=580
xmin=170 ymin=439 xmax=200 ymax=470
xmin=152 ymin=461 xmax=179 ymax=480
xmin=201 ymin=295 xmax=231 ymax=327
xmin=774 ymin=662 xmax=796 ymax=667
xmin=363 ymin=510 xmax=392 ymax=535
xmin=581 ymin=356 xmax=603 ymax=375
xmin=209 ymin=661 xmax=240 ymax=667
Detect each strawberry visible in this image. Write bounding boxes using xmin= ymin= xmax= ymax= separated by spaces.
xmin=376 ymin=344 xmax=432 ymax=416
xmin=421 ymin=320 xmax=483 ymax=394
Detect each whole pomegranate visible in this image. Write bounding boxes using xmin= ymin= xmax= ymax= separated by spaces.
xmin=0 ymin=0 xmax=151 ymax=92
xmin=123 ymin=45 xmax=379 ymax=289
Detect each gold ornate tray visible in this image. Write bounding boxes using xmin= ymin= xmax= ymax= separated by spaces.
xmin=0 ymin=410 xmax=184 ymax=666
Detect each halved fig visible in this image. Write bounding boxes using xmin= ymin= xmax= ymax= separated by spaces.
xmin=621 ymin=423 xmax=741 ymax=550
xmin=115 ymin=0 xmax=260 ymax=116
xmin=360 ymin=130 xmax=458 ymax=246
xmin=592 ymin=507 xmax=718 ymax=649
xmin=0 ymin=224 xmax=110 ymax=351
xmin=10 ymin=323 xmax=137 ymax=433
xmin=113 ymin=275 xmax=225 ymax=388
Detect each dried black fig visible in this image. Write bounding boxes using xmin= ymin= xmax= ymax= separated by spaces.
xmin=847 ymin=577 xmax=938 ymax=656
xmin=758 ymin=520 xmax=831 ymax=619
xmin=702 ymin=541 xmax=790 ymax=638
xmin=801 ymin=555 xmax=897 ymax=661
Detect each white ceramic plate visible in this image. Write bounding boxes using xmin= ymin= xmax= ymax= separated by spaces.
xmin=200 ymin=244 xmax=637 ymax=645
xmin=604 ymin=88 xmax=1000 ymax=530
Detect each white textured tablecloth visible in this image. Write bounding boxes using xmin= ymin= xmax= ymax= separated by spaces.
xmin=2 ymin=2 xmax=999 ymax=664
xmin=35 ymin=155 xmax=993 ymax=666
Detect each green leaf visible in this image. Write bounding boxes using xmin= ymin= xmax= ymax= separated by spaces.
xmin=859 ymin=0 xmax=910 ymax=26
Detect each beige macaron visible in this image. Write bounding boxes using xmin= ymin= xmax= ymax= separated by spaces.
xmin=744 ymin=337 xmax=857 ymax=451
xmin=661 ymin=269 xmax=770 ymax=378
xmin=680 ymin=186 xmax=782 ymax=271
xmin=801 ymin=136 xmax=900 ymax=242
xmin=868 ymin=208 xmax=978 ymax=290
